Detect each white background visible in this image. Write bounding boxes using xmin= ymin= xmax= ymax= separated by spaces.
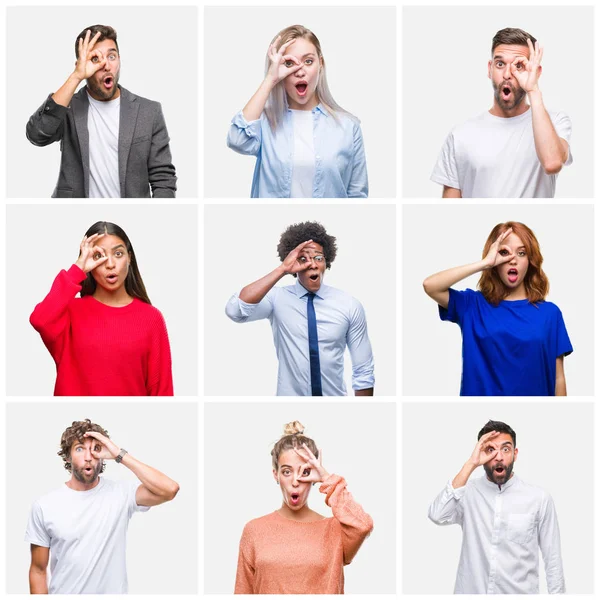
xmin=5 ymin=401 xmax=198 ymax=594
xmin=402 ymin=401 xmax=594 ymax=594
xmin=204 ymin=401 xmax=396 ymax=594
xmin=402 ymin=5 xmax=594 ymax=198
xmin=402 ymin=204 xmax=594 ymax=396
xmin=5 ymin=204 xmax=198 ymax=396
xmin=204 ymin=6 xmax=397 ymax=198
xmin=204 ymin=203 xmax=396 ymax=396
xmin=6 ymin=6 xmax=198 ymax=198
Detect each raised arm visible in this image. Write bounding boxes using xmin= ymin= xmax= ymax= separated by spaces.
xmin=86 ymin=431 xmax=180 ymax=507
xmin=422 ymin=227 xmax=515 ymax=309
xmin=30 ymin=234 xmax=108 ymax=360
xmin=296 ymin=444 xmax=373 ymax=565
xmin=29 ymin=545 xmax=49 ymax=594
xmin=512 ymin=40 xmax=569 ymax=175
xmin=429 ymin=431 xmax=501 ymax=524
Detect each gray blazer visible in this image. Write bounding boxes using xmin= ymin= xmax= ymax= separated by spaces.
xmin=26 ymin=86 xmax=177 ymax=198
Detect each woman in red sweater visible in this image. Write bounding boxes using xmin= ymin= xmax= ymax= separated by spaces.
xmin=30 ymin=221 xmax=173 ymax=396
xmin=234 ymin=421 xmax=373 ymax=594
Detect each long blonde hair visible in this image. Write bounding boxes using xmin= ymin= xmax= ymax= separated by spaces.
xmin=264 ymin=25 xmax=352 ymax=131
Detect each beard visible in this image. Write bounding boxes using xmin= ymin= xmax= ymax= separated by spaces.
xmin=72 ymin=461 xmax=103 ymax=484
xmin=484 ymin=459 xmax=514 ymax=487
xmin=493 ymin=80 xmax=526 ymax=111
xmin=86 ymin=70 xmax=120 ymax=101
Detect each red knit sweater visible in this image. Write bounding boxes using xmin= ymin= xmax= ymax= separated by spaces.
xmin=30 ymin=264 xmax=174 ymax=396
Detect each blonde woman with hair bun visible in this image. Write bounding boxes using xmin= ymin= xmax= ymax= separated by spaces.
xmin=234 ymin=421 xmax=373 ymax=594
xmin=227 ymin=25 xmax=368 ymax=199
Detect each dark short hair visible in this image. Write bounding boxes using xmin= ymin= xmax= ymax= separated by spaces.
xmin=277 ymin=221 xmax=337 ymax=275
xmin=491 ymin=28 xmax=537 ymax=55
xmin=58 ymin=419 xmax=109 ymax=473
xmin=75 ymin=25 xmax=119 ymax=59
xmin=477 ymin=420 xmax=516 ymax=447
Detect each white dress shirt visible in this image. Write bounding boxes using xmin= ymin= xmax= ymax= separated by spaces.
xmin=225 ymin=279 xmax=374 ymax=396
xmin=428 ymin=474 xmax=565 ymax=594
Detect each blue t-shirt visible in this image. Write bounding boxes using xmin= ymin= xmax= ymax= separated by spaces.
xmin=439 ymin=288 xmax=573 ymax=396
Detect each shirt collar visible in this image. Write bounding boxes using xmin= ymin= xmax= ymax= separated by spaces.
xmin=482 ymin=472 xmax=519 ymax=492
xmin=294 ymin=278 xmax=327 ymax=300
xmin=285 ymin=100 xmax=329 ymax=117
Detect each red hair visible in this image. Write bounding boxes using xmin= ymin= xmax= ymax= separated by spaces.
xmin=478 ymin=222 xmax=549 ymax=305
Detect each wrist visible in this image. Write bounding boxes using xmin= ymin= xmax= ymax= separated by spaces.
xmin=69 ymin=71 xmax=84 ymax=86
xmin=527 ymin=88 xmax=543 ymax=104
xmin=263 ymin=75 xmax=278 ymax=91
xmin=276 ymin=264 xmax=290 ymax=277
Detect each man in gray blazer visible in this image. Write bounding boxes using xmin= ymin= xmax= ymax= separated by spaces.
xmin=26 ymin=25 xmax=177 ymax=198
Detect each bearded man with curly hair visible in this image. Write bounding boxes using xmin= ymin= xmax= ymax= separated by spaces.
xmin=25 ymin=419 xmax=180 ymax=594
xmin=226 ymin=221 xmax=374 ymax=396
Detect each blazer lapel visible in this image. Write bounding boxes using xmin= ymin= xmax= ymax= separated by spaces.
xmin=72 ymin=89 xmax=90 ymax=197
xmin=118 ymin=87 xmax=139 ymax=197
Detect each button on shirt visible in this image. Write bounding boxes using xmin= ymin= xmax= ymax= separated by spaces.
xmin=227 ymin=104 xmax=368 ymax=198
xmin=428 ymin=475 xmax=565 ymax=594
xmin=225 ymin=280 xmax=374 ymax=396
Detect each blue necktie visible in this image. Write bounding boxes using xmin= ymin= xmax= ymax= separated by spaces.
xmin=306 ymin=293 xmax=322 ymax=396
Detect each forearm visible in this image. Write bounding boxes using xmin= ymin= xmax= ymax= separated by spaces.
xmin=355 ymin=387 xmax=373 ymax=396
xmin=239 ymin=265 xmax=287 ymax=303
xmin=52 ymin=73 xmax=83 ymax=107
xmin=29 ymin=568 xmax=48 ymax=594
xmin=121 ymin=454 xmax=179 ymax=499
xmin=555 ymin=375 xmax=567 ymax=396
xmin=529 ymin=90 xmax=567 ymax=174
xmin=423 ymin=259 xmax=487 ymax=304
xmin=242 ymin=78 xmax=276 ymax=122
xmin=451 ymin=461 xmax=477 ymax=489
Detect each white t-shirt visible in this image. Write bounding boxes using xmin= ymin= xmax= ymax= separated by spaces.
xmin=87 ymin=92 xmax=121 ymax=198
xmin=431 ymin=107 xmax=573 ymax=198
xmin=290 ymin=109 xmax=316 ymax=198
xmin=25 ymin=478 xmax=148 ymax=594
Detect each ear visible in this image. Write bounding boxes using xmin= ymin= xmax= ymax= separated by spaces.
xmin=272 ymin=469 xmax=279 ymax=484
xmin=513 ymin=447 xmax=519 ymax=462
xmin=487 ymin=59 xmax=492 ymax=80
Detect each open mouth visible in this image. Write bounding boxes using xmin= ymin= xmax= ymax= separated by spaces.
xmin=84 ymin=466 xmax=94 ymax=475
xmin=501 ymin=85 xmax=512 ymax=100
xmin=106 ymin=274 xmax=118 ymax=284
xmin=290 ymin=493 xmax=300 ymax=505
xmin=309 ymin=274 xmax=319 ymax=282
xmin=103 ymin=76 xmax=114 ymax=90
xmin=494 ymin=466 xmax=506 ymax=476
xmin=295 ymin=82 xmax=308 ymax=96
xmin=507 ymin=268 xmax=518 ymax=283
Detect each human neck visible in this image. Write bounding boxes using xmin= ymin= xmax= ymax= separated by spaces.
xmin=278 ymin=502 xmax=321 ymax=522
xmin=489 ymin=99 xmax=530 ymax=118
xmin=66 ymin=476 xmax=101 ymax=492
xmin=93 ymin=286 xmax=133 ymax=307
xmin=504 ymin=283 xmax=528 ymax=301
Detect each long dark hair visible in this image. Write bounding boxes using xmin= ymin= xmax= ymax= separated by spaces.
xmin=80 ymin=221 xmax=151 ymax=304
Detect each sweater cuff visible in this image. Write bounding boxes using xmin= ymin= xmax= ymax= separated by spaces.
xmin=67 ymin=264 xmax=87 ymax=284
xmin=319 ymin=473 xmax=345 ymax=504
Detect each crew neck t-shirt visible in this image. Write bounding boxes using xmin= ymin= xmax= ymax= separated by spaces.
xmin=25 ymin=478 xmax=149 ymax=594
xmin=290 ymin=109 xmax=316 ymax=197
xmin=431 ymin=108 xmax=573 ymax=198
xmin=439 ymin=288 xmax=573 ymax=396
xmin=87 ymin=92 xmax=121 ymax=198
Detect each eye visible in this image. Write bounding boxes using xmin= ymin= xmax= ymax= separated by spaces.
xmin=499 ymin=249 xmax=509 ymax=256
xmin=298 ymin=256 xmax=307 ymax=263
xmin=115 ymin=251 xmax=123 ymax=257
xmin=284 ymin=59 xmax=294 ymax=68
xmin=496 ymin=61 xmax=504 ymax=68
xmin=94 ymin=445 xmax=101 ymax=452
xmin=518 ymin=250 xmax=526 ymax=257
xmin=486 ymin=446 xmax=494 ymax=453
xmin=282 ymin=469 xmax=291 ymax=476
xmin=502 ymin=447 xmax=510 ymax=453
xmin=302 ymin=469 xmax=311 ymax=476
xmin=305 ymin=59 xmax=313 ymax=65
xmin=515 ymin=62 xmax=524 ymax=70
xmin=75 ymin=447 xmax=82 ymax=452
xmin=108 ymin=54 xmax=117 ymax=61
xmin=314 ymin=256 xmax=324 ymax=263
xmin=91 ymin=56 xmax=99 ymax=64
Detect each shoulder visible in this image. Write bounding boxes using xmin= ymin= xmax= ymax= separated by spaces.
xmin=131 ymin=299 xmax=166 ymax=319
xmin=322 ymin=285 xmax=362 ymax=307
xmin=514 ymin=477 xmax=552 ymax=502
xmin=242 ymin=511 xmax=278 ymax=534
xmin=34 ymin=485 xmax=69 ymax=508
xmin=120 ymin=87 xmax=162 ymax=110
xmin=449 ymin=112 xmax=490 ymax=137
xmin=547 ymin=109 xmax=570 ymax=123
xmin=534 ymin=300 xmax=563 ymax=315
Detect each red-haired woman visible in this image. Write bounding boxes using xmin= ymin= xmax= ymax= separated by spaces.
xmin=423 ymin=222 xmax=572 ymax=396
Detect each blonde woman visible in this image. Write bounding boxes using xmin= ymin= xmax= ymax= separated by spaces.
xmin=235 ymin=421 xmax=373 ymax=594
xmin=227 ymin=25 xmax=368 ymax=198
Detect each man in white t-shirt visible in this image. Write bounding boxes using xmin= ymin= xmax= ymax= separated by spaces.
xmin=26 ymin=25 xmax=177 ymax=198
xmin=25 ymin=419 xmax=180 ymax=594
xmin=431 ymin=28 xmax=572 ymax=198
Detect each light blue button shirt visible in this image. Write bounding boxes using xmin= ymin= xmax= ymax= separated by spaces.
xmin=225 ymin=279 xmax=374 ymax=396
xmin=227 ymin=105 xmax=368 ymax=198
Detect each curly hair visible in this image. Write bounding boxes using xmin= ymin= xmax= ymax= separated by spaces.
xmin=478 ymin=221 xmax=548 ymax=306
xmin=277 ymin=221 xmax=337 ymax=276
xmin=58 ymin=419 xmax=110 ymax=473
xmin=271 ymin=421 xmax=319 ymax=470
xmin=478 ymin=419 xmax=516 ymax=447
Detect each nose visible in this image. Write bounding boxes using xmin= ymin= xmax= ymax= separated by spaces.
xmin=106 ymin=254 xmax=115 ymax=268
xmin=502 ymin=64 xmax=512 ymax=80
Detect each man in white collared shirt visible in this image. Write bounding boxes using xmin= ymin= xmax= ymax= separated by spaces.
xmin=225 ymin=221 xmax=374 ymax=396
xmin=428 ymin=420 xmax=565 ymax=594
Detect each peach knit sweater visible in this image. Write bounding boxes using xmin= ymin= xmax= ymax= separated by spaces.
xmin=235 ymin=474 xmax=373 ymax=594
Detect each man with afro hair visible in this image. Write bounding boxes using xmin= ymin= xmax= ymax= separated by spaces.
xmin=226 ymin=221 xmax=374 ymax=396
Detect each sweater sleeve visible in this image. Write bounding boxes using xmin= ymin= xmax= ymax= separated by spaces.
xmin=319 ymin=474 xmax=373 ymax=566
xmin=146 ymin=309 xmax=174 ymax=396
xmin=234 ymin=524 xmax=255 ymax=594
xmin=29 ymin=265 xmax=85 ymax=363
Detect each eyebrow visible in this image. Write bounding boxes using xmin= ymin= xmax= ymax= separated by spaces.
xmin=301 ymin=53 xmax=316 ymax=58
xmin=500 ymin=442 xmax=513 ymax=447
xmin=280 ymin=464 xmax=293 ymax=469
